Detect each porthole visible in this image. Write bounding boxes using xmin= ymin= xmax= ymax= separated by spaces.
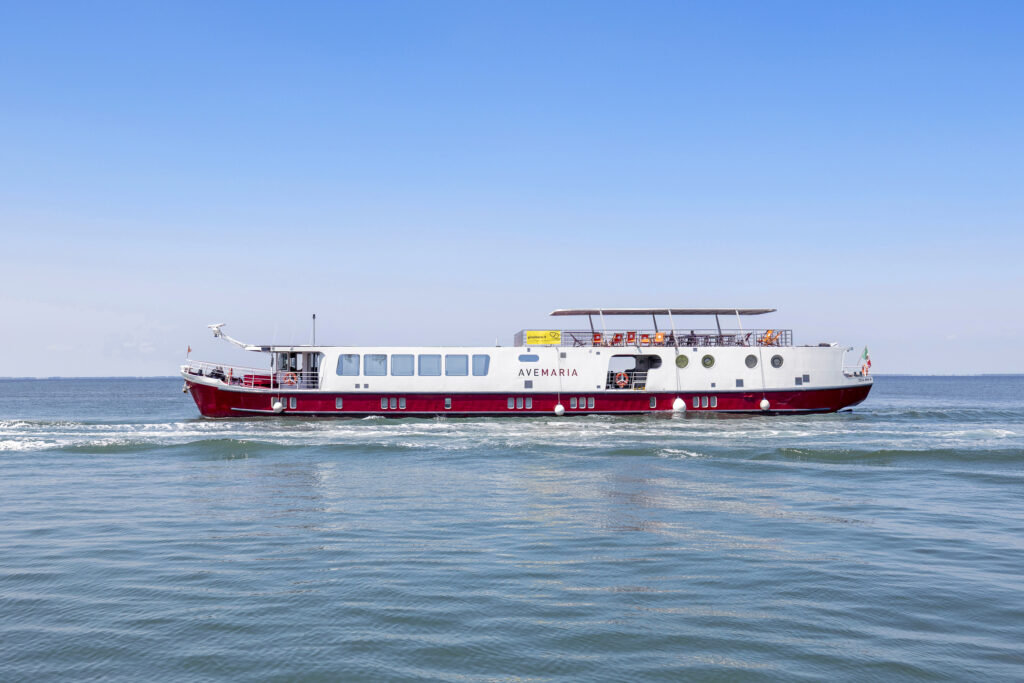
xmin=675 ymin=354 xmax=689 ymax=369
xmin=745 ymin=354 xmax=758 ymax=368
xmin=701 ymin=354 xmax=715 ymax=369
xmin=771 ymin=355 xmax=784 ymax=368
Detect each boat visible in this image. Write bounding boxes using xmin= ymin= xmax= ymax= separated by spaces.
xmin=181 ymin=308 xmax=873 ymax=418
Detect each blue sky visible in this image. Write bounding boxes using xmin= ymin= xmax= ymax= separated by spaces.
xmin=1 ymin=1 xmax=1021 ymax=375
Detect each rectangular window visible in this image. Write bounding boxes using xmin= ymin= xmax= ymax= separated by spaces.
xmin=364 ymin=354 xmax=387 ymax=376
xmin=803 ymin=374 xmax=810 ymax=383
xmin=570 ymin=397 xmax=577 ymax=409
xmin=391 ymin=354 xmax=414 ymax=376
xmin=289 ymin=397 xmax=297 ymax=409
xmin=444 ymin=397 xmax=452 ymax=410
xmin=701 ymin=396 xmax=709 ymax=408
xmin=587 ymin=397 xmax=595 ymax=409
xmin=525 ymin=398 xmax=533 ymax=409
xmin=736 ymin=379 xmax=744 ymax=388
xmin=445 ymin=354 xmax=468 ymax=376
xmin=650 ymin=397 xmax=657 ymax=409
xmin=390 ymin=398 xmax=397 ymax=409
xmin=381 ymin=397 xmax=388 ymax=410
xmin=795 ymin=377 xmax=803 ymax=386
xmin=693 ymin=397 xmax=700 ymax=408
xmin=516 ymin=397 xmax=524 ymax=409
xmin=336 ymin=354 xmax=360 ymax=376
xmin=335 ymin=397 xmax=343 ymax=410
xmin=399 ymin=398 xmax=406 ymax=409
xmin=508 ymin=397 xmax=515 ymax=409
xmin=710 ymin=396 xmax=718 ymax=408
xmin=472 ymin=355 xmax=490 ymax=376
xmin=418 ymin=354 xmax=441 ymax=376
xmin=524 ymin=380 xmax=533 ymax=389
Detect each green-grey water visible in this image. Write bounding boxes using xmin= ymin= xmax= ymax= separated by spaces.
xmin=2 ymin=376 xmax=1023 ymax=681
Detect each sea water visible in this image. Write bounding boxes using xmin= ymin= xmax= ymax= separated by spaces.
xmin=1 ymin=376 xmax=1022 ymax=681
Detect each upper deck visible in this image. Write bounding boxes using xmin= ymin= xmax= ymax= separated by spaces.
xmin=514 ymin=307 xmax=791 ymax=348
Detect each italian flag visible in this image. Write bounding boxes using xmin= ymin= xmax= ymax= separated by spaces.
xmin=861 ymin=346 xmax=871 ymax=369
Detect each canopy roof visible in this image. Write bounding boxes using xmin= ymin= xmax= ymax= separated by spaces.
xmin=549 ymin=308 xmax=776 ymax=317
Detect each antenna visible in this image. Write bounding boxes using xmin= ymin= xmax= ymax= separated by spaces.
xmin=312 ymin=314 xmax=316 ymax=345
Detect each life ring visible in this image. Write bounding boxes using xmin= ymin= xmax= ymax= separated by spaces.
xmin=614 ymin=372 xmax=629 ymax=388
xmin=283 ymin=372 xmax=298 ymax=386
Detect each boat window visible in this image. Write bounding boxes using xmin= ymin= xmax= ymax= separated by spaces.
xmin=771 ymin=355 xmax=784 ymax=368
xmin=745 ymin=354 xmax=758 ymax=368
xmin=390 ymin=398 xmax=397 ymax=409
xmin=516 ymin=397 xmax=524 ymax=409
xmin=587 ymin=397 xmax=595 ymax=409
xmin=508 ymin=397 xmax=514 ymax=409
xmin=693 ymin=397 xmax=699 ymax=408
xmin=676 ymin=355 xmax=688 ymax=369
xmin=795 ymin=377 xmax=803 ymax=386
xmin=381 ymin=397 xmax=388 ymax=409
xmin=399 ymin=398 xmax=406 ymax=409
xmin=525 ymin=398 xmax=533 ymax=409
xmin=711 ymin=396 xmax=717 ymax=408
xmin=445 ymin=355 xmax=468 ymax=376
xmin=289 ymin=397 xmax=297 ymax=409
xmin=701 ymin=396 xmax=709 ymax=408
xmin=418 ymin=354 xmax=441 ymax=376
xmin=445 ymin=398 xmax=452 ymax=409
xmin=650 ymin=397 xmax=656 ymax=409
xmin=518 ymin=354 xmax=539 ymax=362
xmin=335 ymin=398 xmax=343 ymax=410
xmin=336 ymin=354 xmax=360 ymax=376
xmin=736 ymin=379 xmax=744 ymax=388
xmin=803 ymin=374 xmax=810 ymax=383
xmin=472 ymin=355 xmax=490 ymax=376
xmin=702 ymin=355 xmax=715 ymax=368
xmin=570 ymin=397 xmax=577 ymax=408
xmin=364 ymin=354 xmax=387 ymax=376
xmin=391 ymin=354 xmax=414 ymax=376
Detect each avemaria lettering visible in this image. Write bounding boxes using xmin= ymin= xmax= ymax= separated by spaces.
xmin=518 ymin=368 xmax=578 ymax=377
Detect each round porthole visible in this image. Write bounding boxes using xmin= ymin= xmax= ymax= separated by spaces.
xmin=702 ymin=354 xmax=715 ymax=368
xmin=771 ymin=355 xmax=784 ymax=368
xmin=745 ymin=354 xmax=758 ymax=368
xmin=675 ymin=354 xmax=689 ymax=369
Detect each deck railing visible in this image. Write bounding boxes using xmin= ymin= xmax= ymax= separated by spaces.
xmin=183 ymin=360 xmax=320 ymax=390
xmin=514 ymin=329 xmax=792 ymax=348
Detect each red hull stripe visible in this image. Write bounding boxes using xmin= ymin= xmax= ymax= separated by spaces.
xmin=186 ymin=382 xmax=872 ymax=418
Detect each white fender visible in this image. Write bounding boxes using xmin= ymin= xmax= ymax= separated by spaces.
xmin=554 ymin=403 xmax=565 ymax=416
xmin=759 ymin=399 xmax=770 ymax=412
xmin=672 ymin=397 xmax=685 ymax=412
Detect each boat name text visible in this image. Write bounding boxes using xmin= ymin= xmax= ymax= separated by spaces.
xmin=518 ymin=368 xmax=579 ymax=377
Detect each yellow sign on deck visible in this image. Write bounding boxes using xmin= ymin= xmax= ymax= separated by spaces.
xmin=525 ymin=330 xmax=562 ymax=345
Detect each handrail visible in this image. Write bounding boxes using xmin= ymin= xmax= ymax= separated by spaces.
xmin=182 ymin=359 xmax=320 ymax=390
xmin=515 ymin=329 xmax=793 ymax=348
